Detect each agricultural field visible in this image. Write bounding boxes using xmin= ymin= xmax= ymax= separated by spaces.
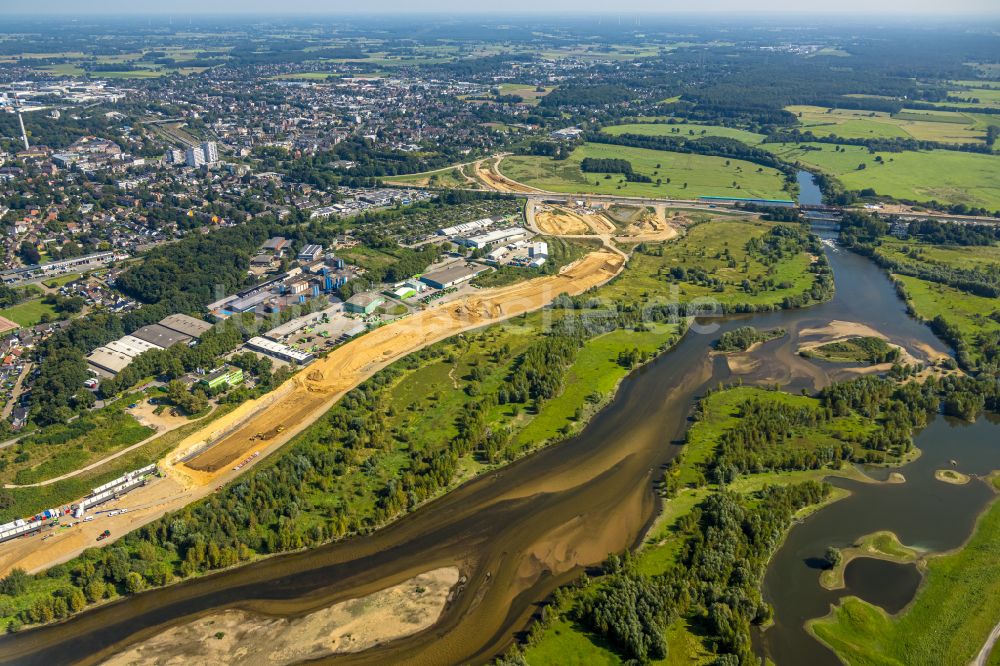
xmin=499 ymin=143 xmax=790 ymax=200
xmin=602 ymin=122 xmax=766 ymax=144
xmin=596 ymin=219 xmax=825 ymax=311
xmin=810 ymin=477 xmax=1000 ymax=666
xmin=768 ymin=142 xmax=1000 ymax=210
xmin=785 ymin=105 xmax=989 ymax=144
xmin=497 ymin=83 xmax=554 ymax=105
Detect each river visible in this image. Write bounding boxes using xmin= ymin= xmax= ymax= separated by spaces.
xmin=1 ymin=174 xmax=994 ymax=666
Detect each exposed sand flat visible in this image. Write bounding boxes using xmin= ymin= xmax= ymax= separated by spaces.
xmin=0 ymin=251 xmax=624 ymax=577
xmin=619 ymin=206 xmax=680 ymax=241
xmin=100 ymin=567 xmax=460 ymax=666
xmin=534 ymin=206 xmax=589 ymax=235
xmin=533 ymin=205 xmax=618 ymax=237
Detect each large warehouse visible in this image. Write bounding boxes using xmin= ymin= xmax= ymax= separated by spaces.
xmin=419 ymin=263 xmax=489 ymax=290
xmin=459 ymin=227 xmax=529 ymax=250
xmin=87 ymin=314 xmax=211 ymax=377
xmin=246 ymin=336 xmax=315 ymax=365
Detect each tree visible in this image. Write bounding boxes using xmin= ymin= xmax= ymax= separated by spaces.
xmin=125 ymin=572 xmax=145 ymax=594
xmin=823 ymin=546 xmax=842 ymax=569
xmin=18 ymin=242 xmax=40 ymax=265
xmin=0 ymin=568 xmax=29 ymax=596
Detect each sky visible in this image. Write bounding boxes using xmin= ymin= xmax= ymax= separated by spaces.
xmin=6 ymin=0 xmax=1000 ymax=15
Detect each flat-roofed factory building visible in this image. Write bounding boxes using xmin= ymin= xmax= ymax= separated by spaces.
xmin=419 ymin=263 xmax=489 ymax=290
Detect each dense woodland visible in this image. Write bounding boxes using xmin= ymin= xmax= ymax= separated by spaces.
xmin=714 ymin=326 xmax=785 ymax=352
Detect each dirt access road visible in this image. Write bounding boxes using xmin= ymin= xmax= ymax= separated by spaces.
xmin=0 ymin=250 xmax=624 ymax=576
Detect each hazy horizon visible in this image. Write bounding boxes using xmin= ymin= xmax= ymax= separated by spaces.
xmin=4 ymin=1 xmax=1000 ymax=17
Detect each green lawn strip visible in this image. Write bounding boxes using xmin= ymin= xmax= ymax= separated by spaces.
xmin=500 ymin=142 xmax=789 ymax=200
xmin=810 ymin=493 xmax=1000 ymax=666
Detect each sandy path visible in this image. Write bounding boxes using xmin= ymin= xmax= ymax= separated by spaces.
xmin=972 ymin=618 xmax=1000 ymax=666
xmin=100 ymin=567 xmax=460 ymax=666
xmin=0 ymin=251 xmax=624 ymax=576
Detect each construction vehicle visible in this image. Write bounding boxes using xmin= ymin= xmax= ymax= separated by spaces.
xmin=96 ymin=530 xmax=111 ymax=542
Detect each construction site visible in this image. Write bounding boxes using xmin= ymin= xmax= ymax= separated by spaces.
xmin=0 ymin=249 xmax=625 ymax=576
xmin=471 ymin=156 xmax=543 ymax=194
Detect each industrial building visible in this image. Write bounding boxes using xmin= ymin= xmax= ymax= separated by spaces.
xmin=130 ymin=324 xmax=193 ymax=349
xmin=459 ymin=227 xmax=528 ymax=249
xmin=246 ymin=336 xmax=315 ymax=365
xmin=439 ymin=218 xmax=493 ymax=237
xmin=345 ymin=293 xmax=385 ymax=315
xmin=199 ymin=366 xmax=244 ymax=390
xmin=297 ymin=244 xmax=324 ymax=262
xmin=159 ymin=313 xmax=214 ymax=339
xmin=86 ymin=315 xmax=202 ymax=376
xmin=262 ymin=237 xmax=288 ymax=252
xmin=86 ymin=347 xmax=134 ymax=376
xmin=419 ymin=263 xmax=489 ymax=289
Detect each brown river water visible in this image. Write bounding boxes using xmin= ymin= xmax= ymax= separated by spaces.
xmin=4 ymin=221 xmax=992 ymax=666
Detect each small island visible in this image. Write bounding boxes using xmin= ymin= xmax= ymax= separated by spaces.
xmin=714 ymin=326 xmax=787 ymax=353
xmin=935 ymin=469 xmax=971 ymax=485
xmin=802 ymin=335 xmax=901 ymax=364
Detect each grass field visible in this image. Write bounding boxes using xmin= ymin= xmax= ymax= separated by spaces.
xmin=786 ymin=105 xmax=988 ymax=144
xmin=895 ymin=274 xmax=1000 ymax=352
xmin=512 ymin=323 xmax=679 ymax=450
xmin=499 ymin=143 xmax=790 ymax=200
xmin=41 ymin=274 xmax=82 ymax=289
xmin=497 ymin=83 xmax=554 ymax=105
xmin=1 ymin=406 xmax=153 ymax=488
xmin=769 ymin=142 xmax=1000 ymax=210
xmin=602 ymin=122 xmax=766 ymax=144
xmin=597 ymin=219 xmax=820 ymax=310
xmin=811 ymin=480 xmax=1000 ymax=666
xmin=0 ymin=299 xmax=58 ymax=328
xmin=878 ymin=237 xmax=1000 ymax=272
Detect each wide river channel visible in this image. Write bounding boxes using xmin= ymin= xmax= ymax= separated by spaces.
xmin=2 ymin=175 xmax=998 ymax=665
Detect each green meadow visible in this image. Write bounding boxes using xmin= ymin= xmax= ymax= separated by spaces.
xmin=769 ymin=142 xmax=1000 ymax=210
xmin=786 ymin=105 xmax=988 ymax=144
xmin=499 ymin=143 xmax=790 ymax=200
